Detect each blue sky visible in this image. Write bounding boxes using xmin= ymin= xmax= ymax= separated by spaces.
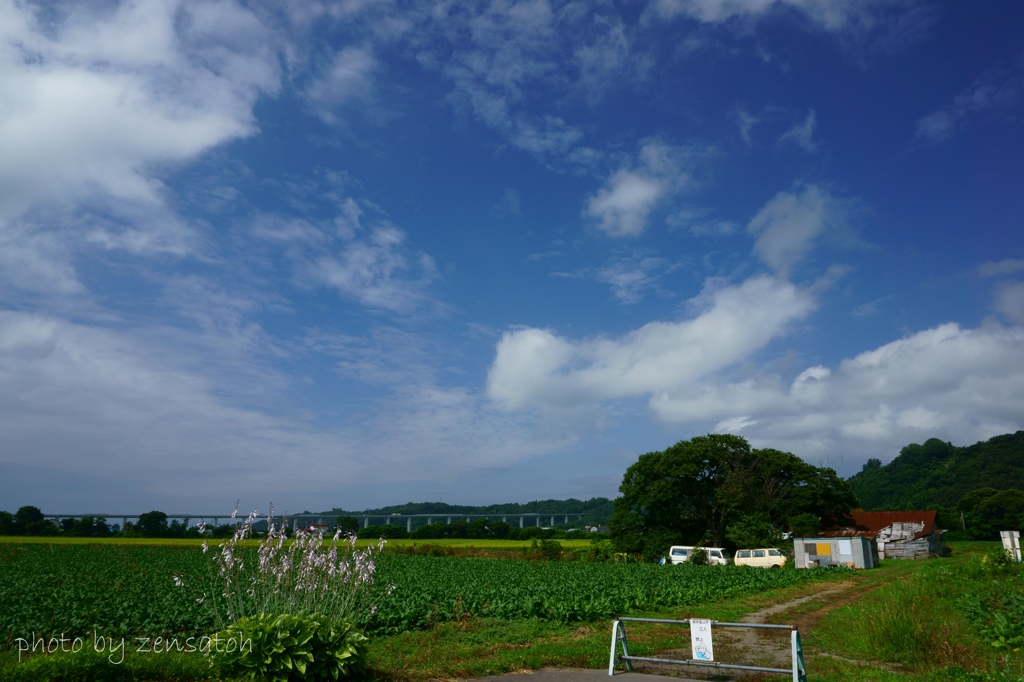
xmin=2 ymin=0 xmax=1023 ymax=514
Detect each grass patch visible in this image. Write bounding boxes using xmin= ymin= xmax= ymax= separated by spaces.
xmin=0 ymin=648 xmax=225 ymax=682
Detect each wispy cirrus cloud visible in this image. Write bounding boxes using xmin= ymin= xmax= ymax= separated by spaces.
xmin=914 ymin=53 xmax=1024 ymax=145
xmin=780 ymin=110 xmax=818 ymax=152
xmin=250 ymin=199 xmax=439 ymax=315
xmin=979 ymin=258 xmax=1024 ymax=277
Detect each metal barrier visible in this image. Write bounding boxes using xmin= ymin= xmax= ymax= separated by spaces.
xmin=608 ymin=616 xmax=807 ymax=681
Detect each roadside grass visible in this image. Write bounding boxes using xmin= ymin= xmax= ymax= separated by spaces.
xmin=804 ymin=542 xmax=1024 ymax=682
xmin=0 ymin=648 xmax=227 ymax=682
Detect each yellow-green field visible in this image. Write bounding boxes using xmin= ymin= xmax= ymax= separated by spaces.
xmin=0 ymin=535 xmax=595 ymax=549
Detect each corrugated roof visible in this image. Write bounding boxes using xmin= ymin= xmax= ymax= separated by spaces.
xmin=816 ymin=510 xmax=937 ymax=540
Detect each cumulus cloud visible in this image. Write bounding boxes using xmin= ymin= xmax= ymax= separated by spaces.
xmin=584 ymin=142 xmax=694 ymax=237
xmin=651 ymin=323 xmax=1024 ymax=469
xmin=0 ymin=0 xmax=279 ymax=220
xmin=748 ymin=184 xmax=838 ymax=274
xmin=486 ymin=275 xmax=816 ymax=410
xmin=0 ymin=0 xmax=282 ymax=303
xmin=914 ymin=54 xmax=1024 ymax=145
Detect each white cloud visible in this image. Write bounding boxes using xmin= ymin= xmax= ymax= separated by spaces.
xmin=584 ymin=142 xmax=693 ymax=237
xmin=0 ymin=310 xmax=563 ymax=509
xmin=995 ymin=282 xmax=1024 ymax=325
xmin=914 ymin=55 xmax=1024 ymax=145
xmin=780 ymin=109 xmax=818 ymax=152
xmin=486 ymin=274 xmax=815 ymax=410
xmin=648 ymin=0 xmax=908 ymax=32
xmin=303 ymin=46 xmax=378 ymax=125
xmin=736 ymin=107 xmax=760 ymax=142
xmin=491 ymin=188 xmax=522 ymax=218
xmin=252 ymin=201 xmax=438 ymax=314
xmin=0 ymin=0 xmax=282 ymax=304
xmin=572 ymin=17 xmax=651 ymax=104
xmin=979 ymin=258 xmax=1024 ymax=277
xmin=652 ymin=322 xmax=1024 ymax=469
xmin=591 ymin=255 xmax=674 ymax=304
xmin=0 ymin=220 xmax=84 ymax=296
xmin=585 ymin=171 xmax=666 ymax=237
xmin=0 ymin=0 xmax=279 ymax=220
xmin=748 ymin=184 xmax=836 ymax=274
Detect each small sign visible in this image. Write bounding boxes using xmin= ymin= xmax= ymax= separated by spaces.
xmin=690 ymin=618 xmax=714 ymax=661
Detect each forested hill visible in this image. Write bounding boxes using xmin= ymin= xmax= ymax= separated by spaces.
xmin=848 ymin=431 xmax=1024 ymax=510
xmin=323 ymin=497 xmax=614 ymax=521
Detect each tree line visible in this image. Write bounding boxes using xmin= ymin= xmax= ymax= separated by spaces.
xmin=0 ymin=507 xmax=240 ymax=538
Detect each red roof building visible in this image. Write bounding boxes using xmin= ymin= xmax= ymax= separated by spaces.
xmin=820 ymin=510 xmax=946 ymax=559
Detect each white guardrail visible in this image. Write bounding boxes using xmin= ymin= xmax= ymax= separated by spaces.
xmin=609 ymin=616 xmax=807 ymax=681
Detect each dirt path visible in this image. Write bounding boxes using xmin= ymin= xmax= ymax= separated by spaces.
xmin=629 ymin=577 xmax=894 ymax=679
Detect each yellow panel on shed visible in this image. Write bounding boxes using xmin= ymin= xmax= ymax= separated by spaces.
xmin=816 ymin=543 xmax=832 ymax=556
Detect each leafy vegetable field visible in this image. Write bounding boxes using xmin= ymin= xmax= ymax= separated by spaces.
xmin=0 ymin=543 xmax=840 ymax=643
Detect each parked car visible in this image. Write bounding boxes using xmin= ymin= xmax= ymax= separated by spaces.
xmin=734 ymin=548 xmax=787 ymax=568
xmin=666 ymin=546 xmax=730 ymax=566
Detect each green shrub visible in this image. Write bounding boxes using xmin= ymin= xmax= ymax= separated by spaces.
xmin=539 ymin=539 xmax=563 ymax=561
xmin=356 ymin=524 xmax=407 ymax=539
xmin=209 ymin=612 xmax=368 ymax=682
xmin=688 ymin=548 xmax=709 ymax=565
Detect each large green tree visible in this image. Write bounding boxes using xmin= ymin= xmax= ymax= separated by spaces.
xmin=610 ymin=434 xmax=857 ymax=561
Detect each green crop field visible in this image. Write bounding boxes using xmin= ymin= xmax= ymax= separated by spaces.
xmin=0 ymin=542 xmax=840 ymax=642
xmin=0 ymin=536 xmax=595 ymax=549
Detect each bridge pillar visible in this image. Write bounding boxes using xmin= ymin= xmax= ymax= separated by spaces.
xmin=519 ymin=516 xmax=524 ymax=528
xmin=407 ymin=517 xmax=412 ymax=533
xmin=363 ymin=517 xmax=369 ymax=529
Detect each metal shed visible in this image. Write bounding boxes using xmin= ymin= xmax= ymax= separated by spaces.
xmin=792 ymin=535 xmax=878 ymax=569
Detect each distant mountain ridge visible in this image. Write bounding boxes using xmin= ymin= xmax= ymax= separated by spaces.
xmin=322 ymin=497 xmax=614 ymax=523
xmin=848 ymin=431 xmax=1024 ymax=510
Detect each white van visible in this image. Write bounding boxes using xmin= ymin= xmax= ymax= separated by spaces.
xmin=734 ymin=548 xmax=787 ymax=568
xmin=666 ymin=546 xmax=730 ymax=566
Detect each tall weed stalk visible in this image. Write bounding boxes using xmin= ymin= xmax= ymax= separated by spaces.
xmin=203 ymin=506 xmax=386 ymax=629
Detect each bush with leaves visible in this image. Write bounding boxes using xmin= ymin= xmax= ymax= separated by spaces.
xmin=209 ymin=612 xmax=368 ymax=682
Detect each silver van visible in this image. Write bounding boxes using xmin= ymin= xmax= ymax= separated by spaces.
xmin=666 ymin=546 xmax=730 ymax=566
